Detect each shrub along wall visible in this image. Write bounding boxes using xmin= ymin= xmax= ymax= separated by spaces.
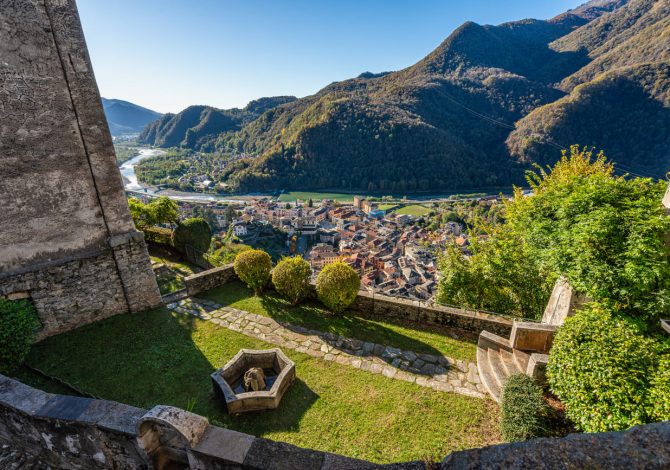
xmin=185 ymin=265 xmax=512 ymax=337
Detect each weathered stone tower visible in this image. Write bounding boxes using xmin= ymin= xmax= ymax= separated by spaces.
xmin=0 ymin=0 xmax=162 ymax=338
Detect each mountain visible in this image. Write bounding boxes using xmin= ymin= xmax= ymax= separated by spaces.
xmin=139 ymin=0 xmax=669 ymax=192
xmin=101 ymin=98 xmax=162 ymax=136
xmin=507 ymin=0 xmax=670 ymax=175
xmin=138 ymin=96 xmax=297 ymax=150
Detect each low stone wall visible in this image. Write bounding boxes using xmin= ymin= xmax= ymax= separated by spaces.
xmin=2 ymin=374 xmax=668 ymax=469
xmin=0 ymin=375 xmax=375 ymax=469
xmin=442 ymin=421 xmax=670 ymax=469
xmin=347 ymin=291 xmax=512 ymax=337
xmin=184 ymin=264 xmax=236 ymax=296
xmin=187 ymin=265 xmax=512 ymax=337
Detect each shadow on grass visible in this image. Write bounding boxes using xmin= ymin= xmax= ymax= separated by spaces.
xmin=24 ymin=308 xmax=318 ymax=436
xmin=203 ymin=280 xmax=478 ymax=369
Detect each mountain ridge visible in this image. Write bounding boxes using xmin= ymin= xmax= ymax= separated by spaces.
xmin=102 ymin=98 xmax=162 ymax=136
xmin=138 ymin=0 xmax=670 ymax=192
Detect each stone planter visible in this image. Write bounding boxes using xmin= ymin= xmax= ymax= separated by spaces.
xmin=211 ymin=348 xmax=295 ymax=414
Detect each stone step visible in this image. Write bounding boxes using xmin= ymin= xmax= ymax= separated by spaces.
xmin=476 ymin=338 xmax=501 ymax=402
xmin=476 ymin=331 xmax=524 ymax=402
xmin=499 ymin=348 xmax=522 ymax=378
xmin=513 ymin=348 xmax=531 ymax=374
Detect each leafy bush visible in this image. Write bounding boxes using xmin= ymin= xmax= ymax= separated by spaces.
xmin=648 ymin=354 xmax=670 ymax=422
xmin=172 ymin=218 xmax=212 ymax=254
xmin=547 ymin=304 xmax=662 ymax=432
xmin=272 ymin=257 xmax=311 ymax=305
xmin=128 ymin=196 xmax=179 ymax=230
xmin=500 ymin=374 xmax=549 ymax=442
xmin=144 ymin=226 xmax=173 ymax=246
xmin=0 ymin=299 xmax=39 ymax=374
xmin=234 ymin=249 xmax=272 ymax=295
xmin=315 ymin=262 xmax=360 ymax=314
xmin=506 ymin=147 xmax=670 ymax=325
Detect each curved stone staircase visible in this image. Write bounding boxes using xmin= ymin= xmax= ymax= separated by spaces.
xmin=477 ymin=331 xmax=527 ymax=402
xmin=476 ymin=278 xmax=584 ymax=402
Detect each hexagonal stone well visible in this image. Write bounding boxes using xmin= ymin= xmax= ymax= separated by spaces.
xmin=211 ymin=348 xmax=295 ymax=414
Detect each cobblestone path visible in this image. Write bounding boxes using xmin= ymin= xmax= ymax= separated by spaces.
xmin=167 ymin=297 xmax=486 ymax=399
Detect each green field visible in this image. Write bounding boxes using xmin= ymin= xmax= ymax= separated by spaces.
xmin=377 ymin=204 xmax=398 ymax=211
xmin=277 ymin=191 xmax=360 ymax=202
xmin=394 ymin=204 xmax=431 ymax=216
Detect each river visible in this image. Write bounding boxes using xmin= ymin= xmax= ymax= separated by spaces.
xmin=120 ymin=148 xmax=510 ymax=204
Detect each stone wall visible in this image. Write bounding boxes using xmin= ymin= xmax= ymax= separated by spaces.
xmin=0 ymin=375 xmax=375 ymax=469
xmin=442 ymin=421 xmax=670 ymax=469
xmin=0 ymin=0 xmax=162 ymax=338
xmin=347 ymin=291 xmax=512 ymax=337
xmin=184 ymin=264 xmax=237 ymax=297
xmin=2 ymin=374 xmax=668 ymax=469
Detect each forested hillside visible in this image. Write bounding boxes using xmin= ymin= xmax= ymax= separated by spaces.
xmin=139 ymin=96 xmax=296 ymax=150
xmin=138 ymin=0 xmax=670 ymax=192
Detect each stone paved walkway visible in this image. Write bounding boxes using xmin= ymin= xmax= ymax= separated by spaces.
xmin=167 ymin=297 xmax=486 ymax=399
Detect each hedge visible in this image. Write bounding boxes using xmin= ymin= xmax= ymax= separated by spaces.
xmin=500 ymin=374 xmax=549 ymax=441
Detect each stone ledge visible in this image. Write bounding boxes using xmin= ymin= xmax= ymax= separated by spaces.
xmin=441 ymin=421 xmax=670 ymax=469
xmin=108 ymin=230 xmax=146 ymax=248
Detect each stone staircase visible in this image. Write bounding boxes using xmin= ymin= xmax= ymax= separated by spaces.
xmin=476 ymin=278 xmax=584 ymax=402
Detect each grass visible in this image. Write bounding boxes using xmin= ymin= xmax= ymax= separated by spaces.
xmin=23 ymin=309 xmax=499 ymax=463
xmin=156 ymin=271 xmax=185 ymax=295
xmin=394 ymin=205 xmax=432 ymax=216
xmin=377 ymin=204 xmax=398 ymax=211
xmin=200 ymin=280 xmax=477 ymax=362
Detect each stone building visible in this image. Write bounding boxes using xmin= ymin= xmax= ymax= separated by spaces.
xmin=0 ymin=0 xmax=162 ymax=339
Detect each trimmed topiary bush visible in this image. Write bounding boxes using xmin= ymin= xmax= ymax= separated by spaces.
xmin=172 ymin=218 xmax=212 ymax=254
xmin=234 ymin=249 xmax=272 ymax=295
xmin=500 ymin=374 xmax=549 ymax=442
xmin=547 ymin=303 xmax=662 ymax=432
xmin=0 ymin=298 xmax=39 ymax=374
xmin=315 ymin=261 xmax=360 ymax=314
xmin=272 ymin=256 xmax=311 ymax=305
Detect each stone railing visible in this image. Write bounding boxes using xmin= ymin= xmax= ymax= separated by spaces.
xmin=0 ymin=375 xmax=371 ymax=469
xmin=184 ymin=265 xmax=513 ymax=337
xmin=2 ymin=374 xmax=668 ymax=469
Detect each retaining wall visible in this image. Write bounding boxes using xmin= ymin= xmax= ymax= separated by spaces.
xmin=185 ymin=264 xmax=512 ymax=337
xmin=0 ymin=375 xmax=376 ymax=469
xmin=2 ymin=374 xmax=668 ymax=469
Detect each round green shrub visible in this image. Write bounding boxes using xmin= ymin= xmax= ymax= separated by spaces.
xmin=0 ymin=299 xmax=39 ymax=374
xmin=500 ymin=374 xmax=549 ymax=442
xmin=547 ymin=304 xmax=661 ymax=432
xmin=172 ymin=218 xmax=212 ymax=254
xmin=234 ymin=249 xmax=272 ymax=295
xmin=272 ymin=256 xmax=311 ymax=305
xmin=315 ymin=262 xmax=360 ymax=314
xmin=648 ymin=354 xmax=670 ymax=422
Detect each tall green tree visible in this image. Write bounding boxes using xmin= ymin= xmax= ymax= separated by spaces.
xmin=506 ymin=146 xmax=670 ymax=325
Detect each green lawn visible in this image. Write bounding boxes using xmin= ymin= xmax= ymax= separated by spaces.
xmin=200 ymin=281 xmax=477 ymax=362
xmin=394 ymin=205 xmax=432 ymax=216
xmin=377 ymin=204 xmax=398 ymax=211
xmin=23 ymin=309 xmax=499 ymax=463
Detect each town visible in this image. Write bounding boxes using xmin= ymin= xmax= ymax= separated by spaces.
xmin=131 ymin=192 xmax=494 ymax=302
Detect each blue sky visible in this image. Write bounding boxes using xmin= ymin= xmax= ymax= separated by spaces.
xmin=77 ymin=0 xmax=585 ymax=113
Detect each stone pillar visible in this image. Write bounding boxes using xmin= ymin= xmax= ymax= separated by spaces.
xmin=0 ymin=0 xmax=161 ymax=338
